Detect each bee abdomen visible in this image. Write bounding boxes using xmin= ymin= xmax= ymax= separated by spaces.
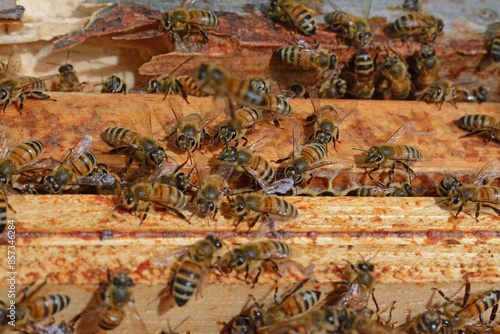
xmin=477 ymin=186 xmax=500 ymax=204
xmin=457 ymin=114 xmax=497 ymax=131
xmin=9 ymin=140 xmax=44 ymax=166
xmin=492 ymin=31 xmax=500 ymax=62
xmin=262 ymin=240 xmax=291 ymax=258
xmin=249 ymin=155 xmax=275 ymax=184
xmin=276 ymin=46 xmax=311 ymax=69
xmin=173 ymin=260 xmax=204 ymax=307
xmin=0 ymin=190 xmax=6 ymax=233
xmin=27 ymin=294 xmax=70 ymax=321
xmin=177 ymin=76 xmax=207 ymax=96
xmin=70 ymin=150 xmax=96 ymax=177
xmin=289 ymin=5 xmax=316 ymax=35
xmin=153 ymin=184 xmax=189 ymax=210
xmin=17 ymin=76 xmax=47 ymax=92
xmin=392 ymin=14 xmax=420 ymax=33
xmin=236 ymin=107 xmax=264 ymax=125
xmin=102 ymin=127 xmax=139 ymax=147
xmin=394 ymin=144 xmax=422 ymax=161
xmin=281 ymin=290 xmax=321 ymax=317
xmin=355 ymin=50 xmax=374 ymax=82
xmin=300 ymin=142 xmax=327 ymax=163
xmin=190 ymin=10 xmax=219 ymax=28
xmin=98 ymin=307 xmax=125 ymax=330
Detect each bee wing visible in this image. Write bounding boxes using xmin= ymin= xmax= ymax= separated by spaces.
xmin=62 ymin=135 xmax=92 ymax=166
xmin=334 ymin=101 xmax=357 ymax=127
xmin=326 ymin=0 xmax=342 ymax=12
xmin=217 ymin=160 xmax=235 ymax=181
xmin=257 ymin=178 xmax=294 ymax=195
xmin=19 ymin=157 xmax=60 ymax=172
xmin=1 ymin=54 xmax=21 ymax=78
xmin=126 ymin=300 xmax=149 ymax=333
xmin=292 ymin=121 xmax=305 ymax=159
xmin=0 ymin=129 xmax=12 ymax=160
xmin=486 ymin=22 xmax=500 ymax=39
xmin=146 ymin=159 xmax=180 ymax=183
xmin=169 ymin=98 xmax=185 ymax=128
xmin=191 ymin=150 xmax=208 ymax=184
xmin=309 ymin=157 xmax=346 ymax=171
xmin=385 ymin=121 xmax=415 ymax=144
xmin=358 ymin=185 xmax=397 ymax=196
xmin=201 ymin=107 xmax=224 ymax=130
xmin=150 ymin=247 xmax=187 ymax=267
xmin=470 ymin=160 xmax=499 ymax=185
xmin=361 ymin=0 xmax=373 ymax=20
xmin=78 ymin=173 xmax=117 ymax=187
xmin=272 ymin=90 xmax=296 ymax=100
xmin=181 ymin=0 xmax=196 ymax=9
xmin=246 ymin=133 xmax=272 ymax=152
xmin=308 ymin=88 xmax=321 ymax=120
xmin=244 ymin=167 xmax=270 ymax=189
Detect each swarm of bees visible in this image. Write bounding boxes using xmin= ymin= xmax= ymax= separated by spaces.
xmin=1 ymin=0 xmax=499 ymax=333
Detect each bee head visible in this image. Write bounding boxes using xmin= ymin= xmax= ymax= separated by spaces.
xmin=402 ymin=183 xmax=413 ymax=195
xmin=0 ymin=89 xmax=8 ymax=102
xmin=355 ymin=31 xmax=372 ymax=48
xmin=421 ymin=311 xmax=449 ymax=332
xmin=59 ymin=64 xmax=73 ymax=73
xmin=176 ymin=135 xmax=196 ymax=152
xmin=436 ymin=19 xmax=444 ymax=33
xmin=148 ymin=79 xmax=159 ymax=94
xmin=421 ymin=45 xmax=435 ymax=58
xmin=219 ymin=146 xmax=238 ymax=163
xmin=149 ymin=147 xmax=167 ymax=166
xmin=284 ymin=166 xmax=302 ymax=184
xmin=230 ymin=195 xmax=246 ymax=214
xmin=365 ymin=146 xmax=383 ymax=163
xmin=160 ymin=12 xmax=174 ymax=31
xmin=197 ymin=198 xmax=215 ymax=216
xmin=43 ymin=175 xmax=59 ymax=194
xmin=230 ymin=249 xmax=247 ymax=269
xmin=315 ymin=130 xmax=332 ymax=145
xmin=206 ymin=235 xmax=223 ymax=249
xmin=447 ymin=189 xmax=462 ymax=207
xmin=357 ymin=261 xmax=375 ymax=289
xmin=220 ymin=126 xmax=236 ymax=144
xmin=329 ymin=53 xmax=337 ymax=69
xmin=175 ymin=172 xmax=190 ymax=191
xmin=438 ymin=176 xmax=461 ymax=196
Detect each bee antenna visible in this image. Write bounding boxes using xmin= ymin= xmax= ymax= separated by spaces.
xmin=46 ymin=62 xmax=60 ymax=66
xmin=187 ymin=211 xmax=197 ymax=224
xmin=353 ymin=148 xmax=369 ymax=153
xmin=366 ymin=251 xmax=380 ymax=262
xmin=93 ymin=83 xmax=105 ymax=87
xmin=434 ymin=198 xmax=448 ymax=205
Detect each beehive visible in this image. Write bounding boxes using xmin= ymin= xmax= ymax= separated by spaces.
xmin=0 ymin=1 xmax=499 ymax=333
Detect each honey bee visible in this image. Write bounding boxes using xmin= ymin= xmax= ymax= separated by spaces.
xmin=434 ymin=283 xmax=500 ymax=331
xmin=218 ymin=107 xmax=269 ymax=146
xmin=354 ymin=122 xmax=422 ymax=186
xmin=278 ymin=122 xmax=341 ymax=185
xmin=217 ymin=239 xmax=292 ymax=285
xmin=486 ymin=22 xmax=500 ymax=62
xmin=268 ymin=0 xmax=316 ymax=36
xmin=155 ymin=158 xmax=193 ymax=192
xmin=391 ymin=13 xmax=444 ymax=43
xmin=324 ymin=0 xmax=373 ymax=48
xmin=120 ymin=177 xmax=189 ymax=223
xmin=437 ymin=176 xmax=462 ymax=197
xmin=350 ymin=48 xmax=375 ymax=99
xmin=101 ymin=125 xmax=168 ymax=181
xmin=195 ymin=64 xmax=294 ymax=119
xmin=345 ymin=182 xmax=413 ymax=197
xmin=438 ymin=160 xmax=500 ymax=221
xmin=249 ymin=76 xmax=271 ymax=94
xmin=256 ymin=308 xmax=344 ymax=334
xmin=420 ymin=81 xmax=470 ymax=109
xmin=56 ymin=64 xmax=81 ymax=92
xmin=378 ymin=51 xmax=412 ymax=100
xmin=318 ymin=74 xmax=347 ymax=99
xmin=153 ymin=235 xmax=223 ymax=307
xmin=412 ymin=45 xmax=438 ymax=91
xmin=42 ymin=135 xmax=96 ymax=194
xmin=160 ymin=0 xmax=219 ymax=41
xmin=305 ymin=90 xmax=357 ymax=151
xmin=0 ymin=139 xmax=44 ymax=186
xmin=219 ymin=136 xmax=277 ymax=186
xmin=287 ymin=83 xmax=308 ymax=99
xmin=250 ymin=278 xmax=321 ymax=328
xmin=79 ymin=163 xmax=123 ymax=196
xmin=101 ymin=75 xmax=126 ymax=94
xmin=0 ymin=54 xmax=54 ymax=114
xmin=470 ymin=85 xmax=491 ymax=103
xmin=334 ymin=253 xmax=377 ymax=311
xmin=0 ymin=280 xmax=70 ymax=327
xmin=21 ymin=316 xmax=80 ymax=334
xmin=147 ymin=57 xmax=197 ymax=103
xmin=91 ymin=271 xmax=147 ymax=332
xmin=191 ymin=155 xmax=232 ymax=224
xmin=457 ymin=114 xmax=499 ymax=144
xmin=164 ymin=98 xmax=222 ymax=152
xmin=400 ymin=310 xmax=452 ymax=334
xmin=275 ymin=45 xmax=337 ymax=71
xmin=230 ymin=178 xmax=297 ymax=230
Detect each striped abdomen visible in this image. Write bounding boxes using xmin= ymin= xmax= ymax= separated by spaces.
xmin=263 ymin=95 xmax=292 ymax=119
xmin=492 ymin=30 xmax=500 ymax=62
xmin=276 ymin=46 xmax=316 ymax=70
xmin=457 ymin=114 xmax=499 ymax=131
xmin=259 ymin=240 xmax=291 ymax=260
xmin=69 ymin=150 xmax=96 ymax=178
xmin=6 ymin=140 xmax=44 ymax=168
xmin=392 ymin=14 xmax=426 ymax=34
xmin=189 ymin=10 xmax=219 ymax=29
xmin=455 ymin=289 xmax=500 ymax=320
xmin=98 ymin=306 xmax=125 ymax=330
xmin=173 ymin=259 xmax=204 ymax=307
xmin=101 ymin=127 xmax=141 ymax=148
xmin=476 ymin=186 xmax=500 ymax=204
xmin=261 ymin=196 xmax=298 ymax=220
xmin=287 ymin=6 xmax=316 ymax=36
xmin=235 ymin=107 xmax=264 ymax=126
xmin=183 ymin=112 xmax=205 ymax=130
xmin=246 ymin=154 xmax=275 ymax=185
xmin=177 ymin=76 xmax=207 ymax=96
xmin=300 ymin=142 xmax=327 ymax=165
xmin=151 ymin=184 xmax=189 ymax=210
xmin=226 ymin=77 xmax=266 ymax=107
xmin=0 ymin=189 xmax=7 ymax=233
xmin=26 ymin=294 xmax=70 ymax=322
xmin=16 ymin=76 xmax=48 ymax=93
xmin=355 ymin=49 xmax=374 ymax=83
xmin=274 ymin=290 xmax=321 ymax=319
xmin=325 ymin=11 xmax=347 ymax=30
xmin=385 ymin=144 xmax=422 ymax=162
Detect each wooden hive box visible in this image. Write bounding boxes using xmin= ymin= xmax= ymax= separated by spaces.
xmin=0 ymin=1 xmax=499 ymax=333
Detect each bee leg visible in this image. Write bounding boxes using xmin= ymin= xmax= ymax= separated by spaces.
xmin=121 ymin=150 xmax=136 ymax=182
xmin=248 ymin=214 xmax=261 ymax=229
xmin=198 ymin=28 xmax=209 ymax=42
xmin=140 ymin=203 xmax=151 ymax=225
xmin=368 ymin=165 xmax=383 ymax=186
xmin=2 ymin=98 xmax=9 ymax=113
xmin=244 ymin=264 xmax=250 ymax=284
xmin=161 ymin=130 xmax=176 ymax=142
xmin=121 ymin=83 xmax=127 ymax=94
xmin=454 ymin=204 xmax=464 ymax=220
xmin=490 ymin=303 xmax=498 ymax=324
xmin=399 ymin=162 xmax=414 ymax=186
xmin=19 ymin=93 xmax=25 ymax=112
xmin=173 ymin=78 xmax=189 ymax=104
xmin=241 ymin=137 xmax=248 ymax=147
xmin=235 ymin=215 xmax=245 ymax=229
xmin=475 ymin=203 xmax=481 ymax=222
xmin=252 ymin=267 xmax=262 ymax=288
xmin=306 ymin=173 xmax=313 ymax=186
xmin=273 ymin=157 xmax=291 ymax=164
